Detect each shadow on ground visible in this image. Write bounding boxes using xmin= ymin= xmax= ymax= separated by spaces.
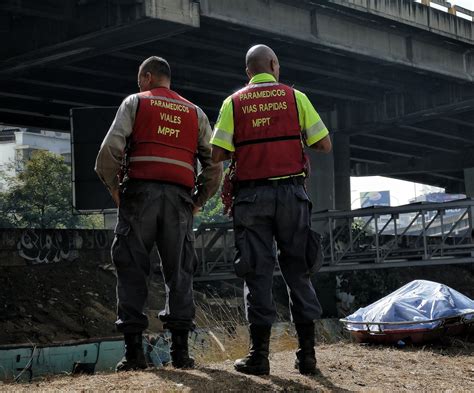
xmin=155 ymin=365 xmax=352 ymax=392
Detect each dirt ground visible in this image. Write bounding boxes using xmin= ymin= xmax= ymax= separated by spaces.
xmin=3 ymin=338 xmax=473 ymax=392
xmin=0 ymin=259 xmax=180 ymax=345
xmin=0 ymin=260 xmax=275 ymax=346
xmin=1 ymin=261 xmax=474 ymax=391
xmin=0 ymin=260 xmax=120 ymax=345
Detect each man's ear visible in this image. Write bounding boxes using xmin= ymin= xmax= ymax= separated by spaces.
xmin=270 ymin=59 xmax=277 ymax=72
xmin=246 ymin=67 xmax=251 ymax=79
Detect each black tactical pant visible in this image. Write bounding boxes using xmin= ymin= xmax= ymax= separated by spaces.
xmin=111 ymin=179 xmax=197 ymax=333
xmin=233 ymin=181 xmax=322 ymax=326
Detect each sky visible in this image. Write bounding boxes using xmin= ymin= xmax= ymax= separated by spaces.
xmin=450 ymin=0 xmax=474 ymax=10
xmin=421 ymin=0 xmax=473 ymax=18
xmin=350 ymin=177 xmax=447 ymax=209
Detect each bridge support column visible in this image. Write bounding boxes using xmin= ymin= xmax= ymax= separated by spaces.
xmin=463 ymin=168 xmax=474 ymax=230
xmin=306 ymin=148 xmax=334 ymax=233
xmin=333 ymin=133 xmax=351 ymax=211
xmin=307 ymin=148 xmax=335 ymax=212
xmin=464 ymin=168 xmax=474 ymax=197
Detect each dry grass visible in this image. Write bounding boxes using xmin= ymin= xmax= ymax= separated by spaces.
xmin=3 ymin=339 xmax=473 ymax=392
xmin=192 ymin=325 xmax=298 ymax=364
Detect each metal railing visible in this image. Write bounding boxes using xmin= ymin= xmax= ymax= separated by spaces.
xmin=313 ymin=198 xmax=474 ymax=269
xmin=193 ymin=199 xmax=474 ymax=280
xmin=194 ymin=221 xmax=234 ymax=278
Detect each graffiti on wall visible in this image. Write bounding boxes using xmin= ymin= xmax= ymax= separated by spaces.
xmin=16 ymin=229 xmax=111 ymax=264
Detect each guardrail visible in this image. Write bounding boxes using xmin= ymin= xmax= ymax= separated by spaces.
xmin=194 ymin=221 xmax=234 ymax=278
xmin=417 ymin=0 xmax=473 ymax=20
xmin=313 ymin=198 xmax=474 ymax=269
xmin=193 ymin=199 xmax=474 ymax=280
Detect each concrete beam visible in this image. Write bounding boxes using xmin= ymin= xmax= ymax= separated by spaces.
xmin=344 ymin=97 xmax=474 ymax=136
xmin=200 ymin=0 xmax=474 ymax=82
xmin=323 ymin=0 xmax=473 ymax=44
xmin=351 ymin=143 xmax=422 ymax=159
xmin=354 ymin=150 xmax=474 ymax=177
xmin=399 ymin=125 xmax=474 ymax=144
xmin=440 ymin=117 xmax=474 ymax=129
xmin=0 ymin=0 xmax=199 ymax=75
xmin=366 ymin=133 xmax=459 ymax=154
xmin=145 ymin=0 xmax=199 ymax=27
xmin=108 ymin=44 xmax=376 ymax=103
xmin=151 ymin=37 xmax=379 ymax=101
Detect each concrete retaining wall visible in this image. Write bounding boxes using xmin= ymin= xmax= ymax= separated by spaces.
xmin=0 ymin=229 xmax=114 ymax=267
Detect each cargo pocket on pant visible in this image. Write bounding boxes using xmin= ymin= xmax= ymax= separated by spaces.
xmin=111 ymin=220 xmax=131 ymax=268
xmin=306 ymin=230 xmax=323 ymax=275
xmin=178 ymin=192 xmax=197 ymax=275
xmin=233 ymin=230 xmax=254 ymax=277
xmin=295 ymin=188 xmax=313 ymax=211
xmin=233 ymin=192 xmax=258 ymax=227
xmin=184 ymin=228 xmax=199 ymax=275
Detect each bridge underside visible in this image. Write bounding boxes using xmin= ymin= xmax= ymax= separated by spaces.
xmin=1 ymin=0 xmax=474 ymax=197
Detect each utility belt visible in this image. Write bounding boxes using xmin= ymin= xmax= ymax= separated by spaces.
xmin=124 ymin=178 xmax=192 ymax=194
xmin=236 ymin=175 xmax=305 ymax=190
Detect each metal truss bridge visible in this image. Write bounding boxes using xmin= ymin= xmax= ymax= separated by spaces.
xmin=194 ymin=199 xmax=474 ymax=281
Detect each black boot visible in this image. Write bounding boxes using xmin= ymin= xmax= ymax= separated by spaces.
xmin=234 ymin=324 xmax=271 ymax=375
xmin=116 ymin=333 xmax=147 ymax=372
xmin=294 ymin=322 xmax=317 ymax=375
xmin=170 ymin=329 xmax=195 ymax=369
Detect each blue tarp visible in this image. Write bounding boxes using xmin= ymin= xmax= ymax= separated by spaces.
xmin=343 ymin=280 xmax=474 ymax=332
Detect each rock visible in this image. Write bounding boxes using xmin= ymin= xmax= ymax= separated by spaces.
xmin=37 ymin=304 xmax=43 ymax=309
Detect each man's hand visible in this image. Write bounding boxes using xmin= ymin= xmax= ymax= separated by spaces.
xmin=111 ymin=188 xmax=120 ymax=207
xmin=212 ymin=146 xmax=232 ymax=163
xmin=192 ymin=204 xmax=201 ymax=216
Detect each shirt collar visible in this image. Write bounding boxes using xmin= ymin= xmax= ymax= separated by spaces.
xmin=249 ymin=73 xmax=277 ymax=84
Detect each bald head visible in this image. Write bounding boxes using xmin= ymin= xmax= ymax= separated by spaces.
xmin=245 ymin=44 xmax=280 ymax=81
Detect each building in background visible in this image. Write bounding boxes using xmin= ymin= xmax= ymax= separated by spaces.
xmin=0 ymin=127 xmax=70 ymax=191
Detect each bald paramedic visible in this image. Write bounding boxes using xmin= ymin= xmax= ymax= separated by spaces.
xmin=211 ymin=45 xmax=331 ymax=376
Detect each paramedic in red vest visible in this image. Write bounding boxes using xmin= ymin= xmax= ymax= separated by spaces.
xmin=95 ymin=56 xmax=222 ymax=371
xmin=211 ymin=45 xmax=332 ymax=376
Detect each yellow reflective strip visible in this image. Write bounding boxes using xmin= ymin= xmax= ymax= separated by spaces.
xmin=306 ymin=127 xmax=329 ymax=147
xmin=268 ymin=172 xmax=306 ymax=180
xmin=210 ymin=137 xmax=235 ymax=152
xmin=212 ymin=128 xmax=233 ymax=145
xmin=306 ymin=119 xmax=327 ymax=139
xmin=246 ymin=82 xmax=279 ymax=89
xmin=129 ymin=156 xmax=194 ymax=172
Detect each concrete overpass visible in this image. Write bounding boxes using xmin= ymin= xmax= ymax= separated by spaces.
xmin=1 ymin=0 xmax=474 ymax=211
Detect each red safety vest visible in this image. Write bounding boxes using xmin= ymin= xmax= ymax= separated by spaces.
xmin=127 ymin=87 xmax=199 ymax=189
xmin=232 ymin=82 xmax=304 ymax=181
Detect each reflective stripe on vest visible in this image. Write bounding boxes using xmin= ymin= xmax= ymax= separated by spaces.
xmin=232 ymin=82 xmax=304 ymax=181
xmin=129 ymin=156 xmax=195 ymax=173
xmin=128 ymin=88 xmax=199 ymax=188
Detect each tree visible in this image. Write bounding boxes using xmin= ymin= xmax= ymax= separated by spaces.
xmin=193 ymin=188 xmax=229 ymax=228
xmin=0 ymin=150 xmax=103 ymax=229
xmin=193 ymin=162 xmax=234 ymax=228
